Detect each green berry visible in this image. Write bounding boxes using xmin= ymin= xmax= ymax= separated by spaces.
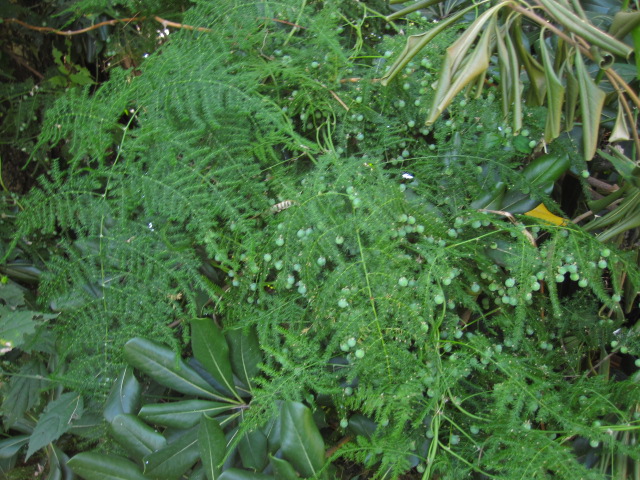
xmin=355 ymin=349 xmax=365 ymax=359
xmin=347 ymin=337 xmax=357 ymax=348
xmin=589 ymin=440 xmax=599 ymax=448
xmin=601 ymin=248 xmax=611 ymax=257
xmin=578 ymin=278 xmax=588 ymax=288
xmin=598 ymin=260 xmax=608 ymax=269
xmin=344 ymin=386 xmax=353 ymax=396
xmin=340 ymin=343 xmax=349 ymax=352
xmin=340 ymin=418 xmax=349 ymax=428
xmin=398 ymin=277 xmax=409 ymax=287
xmin=317 ymin=257 xmax=326 ymax=266
xmin=555 ymin=274 xmax=565 ymax=283
xmin=338 ymin=298 xmax=349 ymax=308
xmin=311 ymin=61 xmax=320 ymax=68
xmin=434 ymin=294 xmax=445 ymax=305
xmin=263 ymin=253 xmax=272 ymax=262
xmin=505 ymin=278 xmax=516 ymax=288
xmin=275 ymin=236 xmax=285 ymax=246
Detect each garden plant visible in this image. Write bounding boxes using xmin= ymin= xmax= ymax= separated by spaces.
xmin=1 ymin=0 xmax=639 ymax=479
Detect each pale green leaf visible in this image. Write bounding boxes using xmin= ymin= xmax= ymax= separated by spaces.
xmin=68 ymin=452 xmax=147 ymax=480
xmin=609 ymin=100 xmax=631 ymax=143
xmin=27 ymin=392 xmax=83 ymax=459
xmin=575 ymin=51 xmax=606 ymax=160
xmin=540 ymin=31 xmax=565 ymax=142
xmin=0 ymin=435 xmax=29 ymax=459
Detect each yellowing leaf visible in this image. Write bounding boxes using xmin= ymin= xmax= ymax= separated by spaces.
xmin=525 ymin=203 xmax=567 ymax=225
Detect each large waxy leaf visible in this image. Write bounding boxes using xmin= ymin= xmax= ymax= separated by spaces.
xmin=109 ymin=414 xmax=167 ymax=459
xmin=238 ymin=429 xmax=268 ymax=472
xmin=103 ymin=366 xmax=141 ymax=423
xmin=500 ymin=152 xmax=571 ymax=213
xmin=226 ymin=328 xmax=262 ymax=390
xmin=575 ymin=51 xmax=606 ymax=160
xmin=609 ymin=100 xmax=631 ymax=143
xmin=495 ymin=22 xmax=522 ymax=132
xmin=513 ymin=18 xmax=547 ymax=106
xmin=217 ymin=469 xmax=274 ymax=480
xmin=191 ymin=319 xmax=237 ymax=398
xmin=68 ymin=452 xmax=147 ymax=480
xmin=139 ymin=400 xmax=234 ymax=429
xmin=143 ymin=427 xmax=200 ymax=480
xmin=124 ymin=337 xmax=233 ymax=402
xmin=199 ymin=414 xmax=226 ymax=480
xmin=27 ymin=392 xmax=83 ymax=459
xmin=268 ymin=456 xmax=298 ymax=480
xmin=280 ymin=401 xmax=324 ymax=478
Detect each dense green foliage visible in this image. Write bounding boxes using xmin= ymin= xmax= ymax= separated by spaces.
xmin=1 ymin=0 xmax=640 ymax=478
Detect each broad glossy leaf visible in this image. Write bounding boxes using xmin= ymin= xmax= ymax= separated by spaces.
xmin=103 ymin=366 xmax=141 ymax=423
xmin=514 ymin=18 xmax=546 ymax=106
xmin=280 ymin=401 xmax=324 ymax=478
xmin=471 ymin=182 xmax=506 ymax=210
xmin=68 ymin=452 xmax=147 ymax=480
xmin=124 ymin=337 xmax=232 ymax=402
xmin=575 ymin=51 xmax=606 ymax=160
xmin=347 ymin=414 xmax=377 ymax=440
xmin=385 ymin=0 xmax=443 ymax=21
xmin=0 ymin=435 xmax=29 ymax=458
xmin=597 ymin=149 xmax=640 ymax=189
xmin=191 ymin=319 xmax=237 ymax=398
xmin=139 ymin=400 xmax=234 ymax=429
xmin=217 ymin=469 xmax=274 ymax=480
xmin=199 ymin=414 xmax=226 ymax=480
xmin=269 ymin=456 xmax=298 ymax=480
xmin=143 ymin=427 xmax=199 ymax=480
xmin=110 ymin=414 xmax=167 ymax=459
xmin=27 ymin=392 xmax=83 ymax=459
xmin=47 ymin=445 xmax=72 ymax=480
xmin=238 ymin=429 xmax=268 ymax=472
xmin=226 ymin=328 xmax=262 ymax=390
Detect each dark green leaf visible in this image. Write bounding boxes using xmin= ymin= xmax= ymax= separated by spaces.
xmin=226 ymin=328 xmax=262 ymax=390
xmin=27 ymin=392 xmax=83 ymax=459
xmin=124 ymin=337 xmax=233 ymax=402
xmin=110 ymin=414 xmax=167 ymax=459
xmin=280 ymin=401 xmax=324 ymax=478
xmin=199 ymin=414 xmax=226 ymax=480
xmin=0 ymin=435 xmax=29 ymax=458
xmin=0 ymin=306 xmax=37 ymax=353
xmin=238 ymin=429 xmax=268 ymax=472
xmin=103 ymin=366 xmax=141 ymax=423
xmin=139 ymin=400 xmax=234 ymax=429
xmin=217 ymin=469 xmax=274 ymax=480
xmin=68 ymin=452 xmax=147 ymax=480
xmin=268 ymin=456 xmax=298 ymax=480
xmin=2 ymin=360 xmax=48 ymax=427
xmin=143 ymin=427 xmax=200 ymax=480
xmin=191 ymin=319 xmax=237 ymax=398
